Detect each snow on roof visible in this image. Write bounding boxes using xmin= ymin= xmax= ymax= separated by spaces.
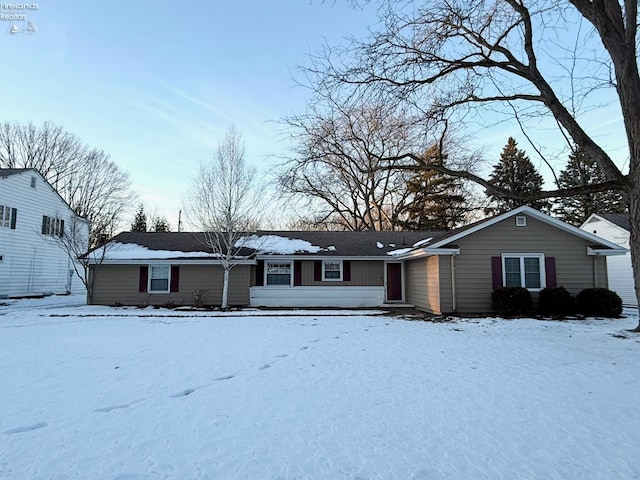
xmin=93 ymin=242 xmax=220 ymax=260
xmin=413 ymin=237 xmax=432 ymax=247
xmin=235 ymin=234 xmax=323 ymax=254
xmin=376 ymin=241 xmax=384 ymax=249
xmin=387 ymin=247 xmax=413 ymax=256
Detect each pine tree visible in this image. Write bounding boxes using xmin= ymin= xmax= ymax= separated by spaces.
xmin=400 ymin=145 xmax=470 ymax=230
xmin=130 ymin=204 xmax=147 ymax=232
xmin=554 ymin=145 xmax=627 ymax=225
xmin=151 ymin=216 xmax=171 ymax=232
xmin=485 ymin=137 xmax=549 ymax=215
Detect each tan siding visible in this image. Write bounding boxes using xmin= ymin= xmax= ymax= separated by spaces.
xmin=405 ymin=257 xmax=441 ymax=314
xmin=439 ymin=255 xmax=455 ymax=313
xmin=90 ymin=264 xmax=250 ymax=306
xmin=453 ymin=214 xmax=608 ymax=313
xmin=300 ymin=260 xmax=384 ymax=286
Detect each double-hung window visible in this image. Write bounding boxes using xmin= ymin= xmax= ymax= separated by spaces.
xmin=323 ymin=260 xmax=342 ymax=281
xmin=149 ymin=265 xmax=170 ymax=292
xmin=41 ymin=215 xmax=64 ymax=237
xmin=266 ymin=261 xmax=292 ymax=286
xmin=503 ymin=254 xmax=544 ymax=290
xmin=0 ymin=206 xmax=17 ymax=229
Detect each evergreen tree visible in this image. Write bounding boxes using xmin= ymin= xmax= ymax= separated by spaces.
xmin=554 ymin=145 xmax=627 ymax=225
xmin=400 ymin=145 xmax=470 ymax=231
xmin=130 ymin=204 xmax=147 ymax=232
xmin=485 ymin=137 xmax=549 ymax=215
xmin=151 ymin=216 xmax=171 ymax=232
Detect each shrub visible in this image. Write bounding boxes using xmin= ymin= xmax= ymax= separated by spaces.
xmin=538 ymin=287 xmax=575 ymax=316
xmin=491 ymin=287 xmax=533 ymax=317
xmin=576 ymin=288 xmax=623 ymax=317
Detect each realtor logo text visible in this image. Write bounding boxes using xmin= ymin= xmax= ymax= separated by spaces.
xmin=1 ymin=3 xmax=39 ymax=9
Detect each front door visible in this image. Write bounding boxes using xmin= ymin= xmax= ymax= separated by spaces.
xmin=386 ymin=263 xmax=402 ymax=301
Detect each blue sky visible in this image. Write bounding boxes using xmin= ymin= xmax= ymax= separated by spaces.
xmin=1 ymin=1 xmax=629 ymax=230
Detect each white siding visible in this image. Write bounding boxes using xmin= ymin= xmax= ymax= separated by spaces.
xmin=250 ymin=286 xmax=385 ymax=308
xmin=0 ymin=171 xmax=88 ymax=298
xmin=581 ymin=216 xmax=636 ymax=306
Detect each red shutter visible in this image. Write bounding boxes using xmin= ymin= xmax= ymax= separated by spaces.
xmin=545 ymin=257 xmax=557 ymax=288
xmin=294 ymin=260 xmax=302 ymax=286
xmin=170 ymin=266 xmax=180 ymax=292
xmin=314 ymin=261 xmax=322 ymax=281
xmin=139 ymin=266 xmax=148 ymax=293
xmin=491 ymin=256 xmax=502 ymax=289
xmin=343 ymin=261 xmax=351 ymax=281
xmin=255 ymin=260 xmax=264 ymax=286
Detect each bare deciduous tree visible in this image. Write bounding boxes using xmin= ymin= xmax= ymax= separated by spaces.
xmin=0 ymin=121 xmax=137 ymax=245
xmin=305 ymin=0 xmax=640 ymax=326
xmin=280 ymin=101 xmax=429 ymax=231
xmin=183 ymin=127 xmax=264 ymax=309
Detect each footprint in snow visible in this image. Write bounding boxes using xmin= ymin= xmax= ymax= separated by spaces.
xmin=259 ymin=363 xmax=272 ymax=370
xmin=274 ymin=354 xmax=288 ymax=358
xmin=94 ymin=403 xmax=132 ymax=413
xmin=213 ymin=374 xmax=236 ymax=381
xmin=300 ymin=346 xmax=308 ymax=351
xmin=3 ymin=422 xmax=48 ymax=434
xmin=169 ymin=388 xmax=196 ymax=398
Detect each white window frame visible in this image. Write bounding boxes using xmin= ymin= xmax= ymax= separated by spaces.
xmin=501 ymin=253 xmax=546 ymax=291
xmin=515 ymin=216 xmax=527 ymax=227
xmin=0 ymin=205 xmax=15 ymax=229
xmin=322 ymin=260 xmax=343 ymax=281
xmin=265 ymin=260 xmax=293 ymax=286
xmin=149 ymin=265 xmax=170 ymax=293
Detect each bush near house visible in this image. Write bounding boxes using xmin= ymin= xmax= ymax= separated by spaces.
xmin=576 ymin=288 xmax=623 ymax=318
xmin=491 ymin=287 xmax=533 ymax=317
xmin=538 ymin=286 xmax=575 ymax=316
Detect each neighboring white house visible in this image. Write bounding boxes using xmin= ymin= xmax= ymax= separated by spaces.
xmin=0 ymin=168 xmax=89 ymax=298
xmin=581 ymin=213 xmax=637 ymax=307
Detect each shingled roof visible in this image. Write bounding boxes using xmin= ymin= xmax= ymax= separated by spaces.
xmin=598 ymin=213 xmax=630 ymax=232
xmin=105 ymin=230 xmax=444 ymax=259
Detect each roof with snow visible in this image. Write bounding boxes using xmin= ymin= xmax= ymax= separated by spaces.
xmin=94 ymin=230 xmax=444 ymax=261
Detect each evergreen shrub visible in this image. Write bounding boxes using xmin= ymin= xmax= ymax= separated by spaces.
xmin=576 ymin=288 xmax=623 ymax=317
xmin=491 ymin=287 xmax=533 ymax=316
xmin=538 ymin=286 xmax=575 ymax=316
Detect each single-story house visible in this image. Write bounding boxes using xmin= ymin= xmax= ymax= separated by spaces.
xmin=581 ymin=213 xmax=637 ymax=307
xmin=88 ymin=206 xmax=626 ymax=314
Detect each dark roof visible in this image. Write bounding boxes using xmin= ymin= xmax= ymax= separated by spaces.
xmin=598 ymin=213 xmax=630 ymax=232
xmin=0 ymin=168 xmax=33 ymax=177
xmin=108 ymin=230 xmax=444 ymax=258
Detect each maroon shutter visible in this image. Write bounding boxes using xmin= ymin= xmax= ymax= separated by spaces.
xmin=491 ymin=256 xmax=502 ymax=289
xmin=170 ymin=266 xmax=180 ymax=292
xmin=545 ymin=257 xmax=557 ymax=288
xmin=343 ymin=261 xmax=351 ymax=281
xmin=139 ymin=266 xmax=148 ymax=293
xmin=314 ymin=260 xmax=322 ymax=281
xmin=294 ymin=260 xmax=302 ymax=286
xmin=255 ymin=260 xmax=264 ymax=286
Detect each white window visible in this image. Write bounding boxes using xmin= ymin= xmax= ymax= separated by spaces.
xmin=41 ymin=215 xmax=64 ymax=237
xmin=149 ymin=265 xmax=170 ymax=292
xmin=323 ymin=260 xmax=342 ymax=281
xmin=502 ymin=254 xmax=545 ymax=290
xmin=266 ymin=261 xmax=292 ymax=286
xmin=0 ymin=206 xmax=16 ymax=229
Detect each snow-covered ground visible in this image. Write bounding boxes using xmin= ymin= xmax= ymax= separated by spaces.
xmin=1 ymin=296 xmax=639 ymax=480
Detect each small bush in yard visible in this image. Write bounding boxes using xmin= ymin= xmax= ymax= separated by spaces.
xmin=491 ymin=287 xmax=533 ymax=316
xmin=538 ymin=286 xmax=575 ymax=316
xmin=576 ymin=288 xmax=623 ymax=317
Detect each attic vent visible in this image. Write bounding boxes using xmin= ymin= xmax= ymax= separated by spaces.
xmin=515 ymin=216 xmax=527 ymax=227
xmin=30 ymin=176 xmax=36 ymax=188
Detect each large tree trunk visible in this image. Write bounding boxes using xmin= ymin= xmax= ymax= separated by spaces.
xmin=629 ymin=185 xmax=640 ymax=330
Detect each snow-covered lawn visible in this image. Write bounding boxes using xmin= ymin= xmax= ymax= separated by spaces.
xmin=1 ymin=297 xmax=639 ymax=480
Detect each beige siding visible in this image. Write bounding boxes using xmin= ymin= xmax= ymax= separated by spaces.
xmin=405 ymin=257 xmax=441 ymax=314
xmin=90 ymin=264 xmax=250 ymax=306
xmin=453 ymin=214 xmax=609 ymax=313
xmin=438 ymin=255 xmax=455 ymax=313
xmin=300 ymin=260 xmax=384 ymax=286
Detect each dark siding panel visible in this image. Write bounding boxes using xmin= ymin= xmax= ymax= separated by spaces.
xmin=139 ymin=266 xmax=148 ymax=293
xmin=545 ymin=257 xmax=557 ymax=288
xmin=491 ymin=256 xmax=502 ymax=289
xmin=343 ymin=261 xmax=351 ymax=281
xmin=170 ymin=266 xmax=180 ymax=292
xmin=255 ymin=260 xmax=264 ymax=286
xmin=314 ymin=261 xmax=322 ymax=281
xmin=294 ymin=260 xmax=302 ymax=286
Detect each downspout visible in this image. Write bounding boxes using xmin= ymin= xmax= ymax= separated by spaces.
xmin=450 ymin=253 xmax=457 ymax=312
xmin=593 ymin=256 xmax=599 ymax=288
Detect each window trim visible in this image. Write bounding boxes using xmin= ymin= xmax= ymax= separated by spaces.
xmin=264 ymin=260 xmax=293 ymax=286
xmin=501 ymin=253 xmax=546 ymax=291
xmin=148 ymin=265 xmax=171 ymax=293
xmin=0 ymin=206 xmax=17 ymax=229
xmin=322 ymin=260 xmax=343 ymax=281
